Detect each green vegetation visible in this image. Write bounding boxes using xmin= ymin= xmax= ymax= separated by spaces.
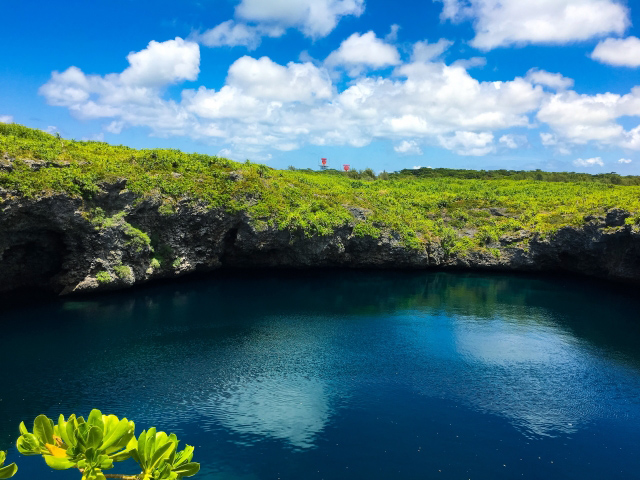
xmin=16 ymin=410 xmax=199 ymax=480
xmin=113 ymin=265 xmax=133 ymax=281
xmin=0 ymin=451 xmax=17 ymax=479
xmin=396 ymin=166 xmax=640 ymax=185
xmin=2 ymin=123 xmax=640 ymax=257
xmin=89 ymin=210 xmax=151 ymax=253
xmin=95 ymin=271 xmax=112 ymax=285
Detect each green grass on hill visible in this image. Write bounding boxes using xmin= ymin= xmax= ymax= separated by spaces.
xmin=2 ymin=123 xmax=640 ymax=256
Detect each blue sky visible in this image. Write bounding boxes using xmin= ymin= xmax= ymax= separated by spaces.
xmin=2 ymin=0 xmax=640 ymax=173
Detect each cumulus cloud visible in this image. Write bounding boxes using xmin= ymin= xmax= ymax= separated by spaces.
xmin=0 ymin=115 xmax=13 ymax=123
xmin=439 ymin=0 xmax=629 ymax=50
xmin=540 ymin=133 xmax=557 ymax=146
xmin=411 ymin=39 xmax=453 ymax=63
xmin=537 ymin=87 xmax=640 ymax=150
xmin=452 ymin=58 xmax=486 ymax=70
xmin=325 ymin=32 xmax=401 ymax=76
xmin=235 ymin=0 xmax=364 ymax=38
xmin=226 ymin=56 xmax=333 ymax=102
xmin=38 ymin=33 xmax=554 ymax=158
xmin=385 ymin=24 xmax=400 ymax=42
xmin=574 ymin=157 xmax=604 ymax=167
xmin=525 ymin=68 xmax=574 ymax=91
xmin=197 ymin=20 xmax=279 ymax=50
xmin=39 ymin=38 xmax=200 ymax=135
xmin=394 ymin=140 xmax=423 ymax=155
xmin=438 ymin=131 xmax=495 ymax=156
xmin=81 ymin=132 xmax=105 ymax=142
xmin=40 ymin=37 xmax=200 ymax=116
xmin=499 ymin=134 xmax=527 ymax=149
xmin=618 ymin=158 xmax=632 ymax=164
xmin=591 ymin=37 xmax=640 ymax=68
xmin=119 ymin=38 xmax=199 ymax=87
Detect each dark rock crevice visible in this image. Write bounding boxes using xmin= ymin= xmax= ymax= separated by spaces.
xmin=0 ymin=230 xmax=66 ymax=291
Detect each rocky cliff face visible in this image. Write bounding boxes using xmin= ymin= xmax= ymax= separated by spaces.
xmin=1 ymin=182 xmax=639 ymax=295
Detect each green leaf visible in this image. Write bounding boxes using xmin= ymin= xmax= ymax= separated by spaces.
xmin=33 ymin=415 xmax=54 ymax=445
xmin=136 ymin=430 xmax=147 ymax=468
xmin=97 ymin=454 xmax=113 ymax=469
xmin=44 ymin=455 xmax=75 ymax=470
xmin=144 ymin=427 xmax=157 ymax=464
xmin=16 ymin=432 xmax=42 ymax=455
xmin=86 ymin=426 xmax=103 ymax=450
xmin=150 ymin=442 xmax=174 ymax=470
xmin=173 ymin=445 xmax=193 ymax=466
xmin=56 ymin=414 xmax=73 ymax=447
xmin=65 ymin=416 xmax=78 ymax=447
xmin=173 ymin=462 xmax=200 ymax=477
xmin=0 ymin=462 xmax=18 ymax=479
xmin=101 ymin=418 xmax=134 ymax=452
xmin=88 ymin=410 xmax=104 ymax=432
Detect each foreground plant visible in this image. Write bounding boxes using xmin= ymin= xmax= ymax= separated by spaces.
xmin=16 ymin=410 xmax=199 ymax=480
xmin=0 ymin=451 xmax=17 ymax=478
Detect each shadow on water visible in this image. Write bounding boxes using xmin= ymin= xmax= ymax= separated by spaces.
xmin=1 ymin=270 xmax=639 ymax=479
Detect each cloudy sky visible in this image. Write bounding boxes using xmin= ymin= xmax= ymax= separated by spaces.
xmin=2 ymin=0 xmax=640 ymax=173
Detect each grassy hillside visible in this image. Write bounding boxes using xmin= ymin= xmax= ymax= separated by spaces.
xmin=2 ymin=123 xmax=640 ymax=256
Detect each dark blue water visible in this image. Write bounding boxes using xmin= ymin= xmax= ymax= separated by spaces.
xmin=1 ymin=271 xmax=640 ymax=479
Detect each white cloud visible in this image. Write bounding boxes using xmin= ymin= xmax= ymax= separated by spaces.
xmin=537 ymin=88 xmax=640 ymax=150
xmin=574 ymin=157 xmax=604 ymax=167
xmin=39 ymin=38 xmax=200 ymax=136
xmin=411 ymin=39 xmax=453 ymax=63
xmin=452 ymin=57 xmax=486 ymax=69
xmin=119 ymin=38 xmax=199 ymax=87
xmin=46 ymin=126 xmax=59 ymax=134
xmin=499 ymin=134 xmax=527 ymax=149
xmin=591 ymin=37 xmax=640 ymax=68
xmin=235 ymin=0 xmax=364 ymax=38
xmin=81 ymin=132 xmax=105 ymax=142
xmin=385 ymin=24 xmax=400 ymax=42
xmin=618 ymin=158 xmax=632 ymax=164
xmin=525 ymin=68 xmax=574 ymax=91
xmin=325 ymin=32 xmax=401 ymax=75
xmin=105 ymin=121 xmax=124 ymax=134
xmin=39 ymin=35 xmax=548 ymax=158
xmin=438 ymin=131 xmax=495 ymax=156
xmin=40 ymin=38 xmax=200 ymax=115
xmin=197 ymin=21 xmax=266 ymax=50
xmin=540 ymin=132 xmax=557 ymax=146
xmin=0 ymin=115 xmax=14 ymax=123
xmin=394 ymin=140 xmax=423 ymax=155
xmin=440 ymin=0 xmax=629 ymax=50
xmin=225 ymin=56 xmax=333 ymax=103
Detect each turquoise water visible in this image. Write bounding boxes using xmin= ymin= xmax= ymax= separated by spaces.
xmin=1 ymin=271 xmax=640 ymax=479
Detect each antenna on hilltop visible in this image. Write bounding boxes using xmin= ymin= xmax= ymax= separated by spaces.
xmin=319 ymin=157 xmax=329 ymax=170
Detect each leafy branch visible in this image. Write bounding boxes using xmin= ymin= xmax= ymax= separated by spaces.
xmin=15 ymin=410 xmax=199 ymax=480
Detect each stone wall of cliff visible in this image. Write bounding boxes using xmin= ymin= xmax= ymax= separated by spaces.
xmin=2 ymin=181 xmax=639 ymax=296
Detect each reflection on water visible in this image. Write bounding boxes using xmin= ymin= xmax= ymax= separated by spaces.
xmin=1 ymin=271 xmax=640 ymax=479
xmin=203 ymin=375 xmax=330 ymax=449
xmin=453 ymin=320 xmax=587 ymax=437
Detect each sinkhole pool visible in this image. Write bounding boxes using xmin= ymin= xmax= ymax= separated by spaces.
xmin=1 ymin=270 xmax=639 ymax=479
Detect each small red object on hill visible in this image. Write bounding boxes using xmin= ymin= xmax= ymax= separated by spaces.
xmin=321 ymin=158 xmax=327 ymax=166
xmin=343 ymin=164 xmax=350 ymax=171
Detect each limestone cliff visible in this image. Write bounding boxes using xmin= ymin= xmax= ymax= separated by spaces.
xmin=1 ymin=182 xmax=639 ymax=295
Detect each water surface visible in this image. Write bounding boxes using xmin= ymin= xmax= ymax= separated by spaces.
xmin=1 ymin=271 xmax=639 ymax=479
